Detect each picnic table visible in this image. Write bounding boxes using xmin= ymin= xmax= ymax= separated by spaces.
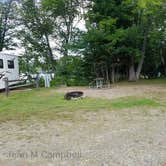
xmin=94 ymin=77 xmax=104 ymax=88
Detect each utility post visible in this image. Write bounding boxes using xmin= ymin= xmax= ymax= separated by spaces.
xmin=4 ymin=77 xmax=9 ymax=97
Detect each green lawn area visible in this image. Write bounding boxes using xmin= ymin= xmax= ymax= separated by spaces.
xmin=116 ymin=78 xmax=166 ymax=86
xmin=0 ymin=84 xmax=163 ymax=123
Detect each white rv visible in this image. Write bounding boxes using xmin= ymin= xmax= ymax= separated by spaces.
xmin=0 ymin=53 xmax=19 ymax=89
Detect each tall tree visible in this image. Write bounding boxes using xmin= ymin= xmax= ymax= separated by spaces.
xmin=42 ymin=0 xmax=82 ymax=56
xmin=134 ymin=0 xmax=165 ymax=80
xmin=19 ymin=0 xmax=56 ymax=72
xmin=0 ymin=0 xmax=17 ymax=51
xmin=143 ymin=2 xmax=166 ymax=77
xmin=81 ymin=0 xmax=166 ymax=82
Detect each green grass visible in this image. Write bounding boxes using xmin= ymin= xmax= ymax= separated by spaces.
xmin=115 ymin=78 xmax=166 ymax=86
xmin=0 ymin=88 xmax=161 ymax=123
xmin=110 ymin=97 xmax=160 ymax=109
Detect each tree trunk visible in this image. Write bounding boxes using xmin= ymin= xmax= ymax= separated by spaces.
xmin=161 ymin=53 xmax=166 ymax=76
xmin=93 ymin=63 xmax=98 ymax=77
xmin=136 ymin=54 xmax=144 ymax=80
xmin=129 ymin=65 xmax=136 ymax=81
xmin=136 ymin=28 xmax=148 ymax=80
xmin=105 ymin=64 xmax=110 ymax=87
xmin=44 ymin=33 xmax=56 ymax=72
xmin=111 ymin=64 xmax=115 ymax=83
xmin=101 ymin=65 xmax=105 ymax=79
xmin=129 ymin=56 xmax=136 ymax=81
xmin=0 ymin=1 xmax=12 ymax=51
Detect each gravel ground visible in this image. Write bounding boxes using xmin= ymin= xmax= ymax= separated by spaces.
xmin=0 ymin=85 xmax=166 ymax=166
xmin=55 ymin=84 xmax=166 ymax=100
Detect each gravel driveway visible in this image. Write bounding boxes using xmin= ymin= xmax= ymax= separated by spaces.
xmin=0 ymin=84 xmax=166 ymax=166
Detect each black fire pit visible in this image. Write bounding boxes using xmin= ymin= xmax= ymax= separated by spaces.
xmin=64 ymin=91 xmax=84 ymax=100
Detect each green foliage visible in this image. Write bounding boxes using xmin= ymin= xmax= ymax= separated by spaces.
xmin=42 ymin=0 xmax=82 ymax=56
xmin=19 ymin=56 xmax=37 ymax=74
xmin=50 ymin=77 xmax=65 ymax=86
xmin=51 ymin=77 xmax=88 ymax=87
xmin=39 ymin=77 xmax=45 ymax=87
xmin=1 ymin=0 xmax=165 ymax=83
xmin=78 ymin=0 xmax=166 ymax=81
xmin=54 ymin=56 xmax=88 ymax=86
xmin=19 ymin=0 xmax=56 ymax=72
xmin=0 ymin=0 xmax=17 ymax=51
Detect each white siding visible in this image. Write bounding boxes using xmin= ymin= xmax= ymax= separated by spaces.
xmin=0 ymin=53 xmax=19 ymax=89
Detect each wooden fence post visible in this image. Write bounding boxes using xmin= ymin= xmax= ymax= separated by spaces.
xmin=4 ymin=77 xmax=9 ymax=97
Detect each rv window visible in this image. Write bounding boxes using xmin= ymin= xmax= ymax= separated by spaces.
xmin=8 ymin=60 xmax=14 ymax=69
xmin=0 ymin=59 xmax=3 ymax=68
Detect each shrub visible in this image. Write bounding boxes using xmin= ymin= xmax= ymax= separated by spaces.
xmin=39 ymin=77 xmax=45 ymax=87
xmin=50 ymin=77 xmax=88 ymax=87
xmin=50 ymin=77 xmax=66 ymax=87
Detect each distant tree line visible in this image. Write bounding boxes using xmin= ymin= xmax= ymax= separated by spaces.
xmin=0 ymin=0 xmax=165 ymax=85
xmin=79 ymin=0 xmax=166 ymax=82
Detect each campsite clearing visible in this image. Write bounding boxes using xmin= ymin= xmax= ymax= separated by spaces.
xmin=0 ymin=79 xmax=166 ymax=165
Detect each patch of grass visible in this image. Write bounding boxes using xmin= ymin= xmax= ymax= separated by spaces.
xmin=0 ymin=88 xmax=162 ymax=123
xmin=110 ymin=97 xmax=160 ymax=109
xmin=116 ymin=78 xmax=166 ymax=86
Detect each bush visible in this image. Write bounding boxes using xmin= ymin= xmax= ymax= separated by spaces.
xmin=50 ymin=77 xmax=66 ymax=87
xmin=50 ymin=77 xmax=88 ymax=87
xmin=39 ymin=77 xmax=45 ymax=87
xmin=52 ymin=56 xmax=88 ymax=86
xmin=66 ymin=78 xmax=88 ymax=86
